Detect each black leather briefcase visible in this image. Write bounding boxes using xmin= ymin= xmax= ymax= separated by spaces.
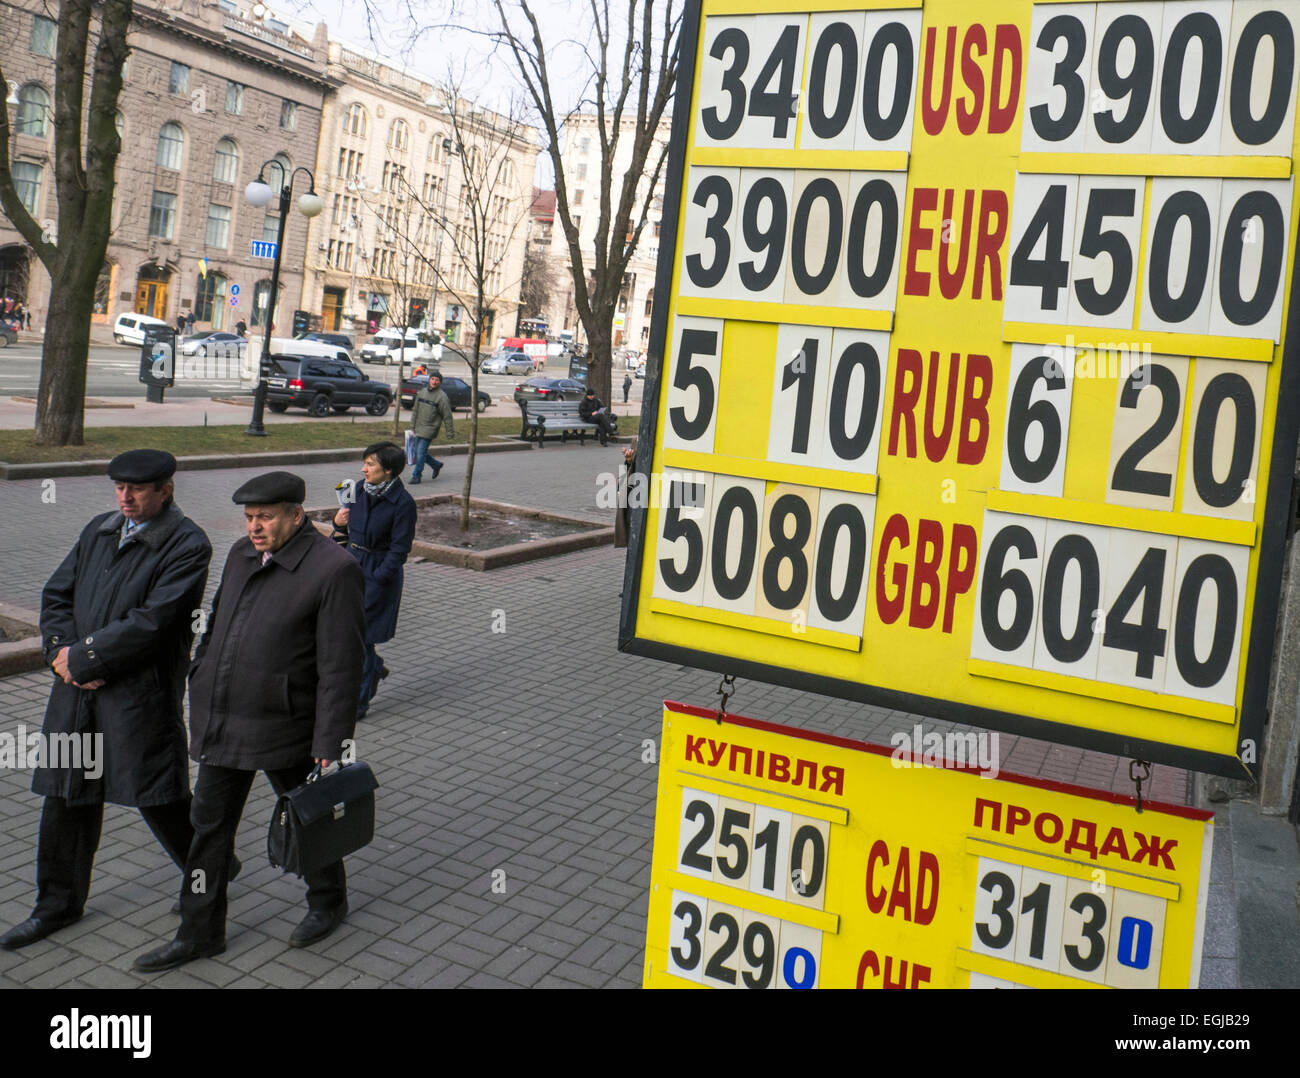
xmin=267 ymin=762 xmax=379 ymax=876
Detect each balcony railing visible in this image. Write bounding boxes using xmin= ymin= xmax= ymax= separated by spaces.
xmin=223 ymin=17 xmax=315 ymax=60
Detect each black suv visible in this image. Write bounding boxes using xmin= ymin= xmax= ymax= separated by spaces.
xmin=265 ymin=355 xmax=393 ymax=416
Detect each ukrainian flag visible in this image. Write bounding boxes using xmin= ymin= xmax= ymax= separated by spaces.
xmin=198 ymin=257 xmax=209 ymax=278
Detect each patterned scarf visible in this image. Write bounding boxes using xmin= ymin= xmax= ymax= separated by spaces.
xmin=363 ymin=477 xmax=395 ymax=498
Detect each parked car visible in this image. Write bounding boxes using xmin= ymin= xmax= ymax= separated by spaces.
xmin=400 ymin=373 xmax=491 ymax=413
xmin=112 ymin=312 xmax=169 ymax=346
xmin=482 ymin=350 xmax=535 ymax=376
xmin=360 ymin=328 xmax=442 ymax=364
xmin=263 ymin=355 xmax=393 ymax=416
xmin=0 ymin=318 xmax=17 ymax=347
xmin=513 ymin=377 xmax=589 ymax=404
xmin=296 ymin=331 xmax=354 ymax=353
xmin=265 ymin=337 xmax=353 ymax=364
xmin=180 ymin=330 xmax=246 ymax=357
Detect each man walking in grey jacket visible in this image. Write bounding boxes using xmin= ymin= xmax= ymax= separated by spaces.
xmin=408 ymin=372 xmax=454 ymax=483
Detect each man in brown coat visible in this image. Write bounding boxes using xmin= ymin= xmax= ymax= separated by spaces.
xmin=133 ymin=471 xmax=365 ymax=972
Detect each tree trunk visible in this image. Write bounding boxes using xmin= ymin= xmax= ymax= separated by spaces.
xmin=34 ymin=273 xmax=95 ymax=445
xmin=461 ymin=326 xmax=483 ymax=532
xmin=586 ymin=317 xmax=613 ymax=407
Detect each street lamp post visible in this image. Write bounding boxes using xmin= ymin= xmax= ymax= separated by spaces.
xmin=243 ymin=159 xmax=322 ymax=436
xmin=431 ymin=138 xmax=455 ymax=337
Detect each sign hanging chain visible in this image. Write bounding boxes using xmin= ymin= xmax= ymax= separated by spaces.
xmin=1129 ymin=759 xmax=1152 ymax=814
xmin=715 ymin=674 xmax=736 ymax=723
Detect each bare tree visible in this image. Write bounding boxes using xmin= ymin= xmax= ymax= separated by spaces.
xmin=488 ymin=0 xmax=681 ymax=404
xmin=353 ymin=84 xmax=535 ymax=530
xmin=0 ymin=0 xmax=130 ymax=445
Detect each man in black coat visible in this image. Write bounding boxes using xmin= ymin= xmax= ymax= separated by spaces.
xmin=579 ymin=387 xmax=616 ymax=446
xmin=0 ymin=450 xmax=212 ymax=950
xmin=134 ymin=471 xmax=366 ymax=972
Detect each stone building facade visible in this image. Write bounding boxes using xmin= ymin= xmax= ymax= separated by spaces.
xmin=0 ymin=0 xmax=332 ymax=333
xmin=548 ymin=112 xmax=670 ymax=356
xmin=301 ymin=42 xmax=538 ymax=348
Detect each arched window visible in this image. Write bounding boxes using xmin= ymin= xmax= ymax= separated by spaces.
xmin=15 ymin=84 xmax=51 ymax=137
xmin=271 ymin=151 xmax=291 ymax=182
xmin=114 ymin=111 xmax=125 ymax=138
xmin=344 ymin=102 xmax=367 ymax=136
xmin=12 ymin=162 xmax=42 ymax=215
xmin=156 ymin=122 xmax=184 ymax=170
xmin=388 ymin=119 xmax=409 ymax=152
xmin=213 ymin=138 xmax=239 ymax=184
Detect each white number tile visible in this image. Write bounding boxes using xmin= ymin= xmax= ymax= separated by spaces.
xmin=799 ymin=12 xmax=866 ymax=153
xmin=786 ymin=814 xmax=830 ymax=909
xmin=970 ymin=513 xmax=1048 ymax=670
xmin=679 ymin=168 xmax=740 ymax=300
xmin=754 ymin=483 xmax=820 ymax=625
xmin=821 ymin=328 xmax=890 ymax=475
xmin=1162 ymin=536 xmax=1248 ymax=706
xmin=837 ymin=172 xmax=906 ymax=312
xmin=768 ymin=323 xmax=833 ymax=467
xmin=1031 ymin=521 xmax=1110 ymax=681
xmin=739 ymin=910 xmax=785 ymax=990
xmin=652 ymin=471 xmax=715 ymax=606
xmin=784 ymin=170 xmax=850 ymax=307
xmin=1012 ymin=868 xmax=1068 ymax=972
xmin=1067 ymin=175 xmax=1145 ymax=330
xmin=748 ymin=804 xmax=793 ymax=900
xmin=702 ymin=475 xmax=766 ymax=617
xmin=1004 ymin=173 xmax=1079 ymax=325
xmin=1208 ymin=178 xmax=1293 ymax=343
xmin=1140 ymin=178 xmax=1222 ymax=337
xmin=1149 ymin=1 xmax=1232 ymax=157
xmin=1059 ymin=875 xmax=1113 ymax=985
xmin=701 ymin=899 xmax=748 ymax=989
xmin=1104 ymin=888 xmax=1167 ymax=988
xmin=809 ymin=490 xmax=876 ymax=636
xmin=999 ymin=342 xmax=1076 ymax=499
xmin=695 ymin=17 xmax=756 ymax=150
xmin=667 ymin=890 xmax=706 ymax=983
xmin=677 ymin=789 xmax=720 ymax=881
xmin=775 ymin=920 xmax=822 ymax=989
xmin=1084 ymin=3 xmax=1165 ymax=156
xmin=1106 ymin=354 xmax=1189 ymax=512
xmin=856 ymin=10 xmax=923 ymax=154
xmin=971 ymin=857 xmax=1023 ymax=958
xmin=1021 ymin=3 xmax=1097 ymax=154
xmin=734 ymin=168 xmax=795 ymax=305
xmin=1220 ymin=1 xmax=1300 ymax=157
xmin=1179 ymin=357 xmax=1265 ymax=522
xmin=662 ymin=314 xmax=722 ymax=454
xmin=1095 ymin=529 xmax=1178 ymax=692
xmin=711 ymin=797 xmax=755 ymax=888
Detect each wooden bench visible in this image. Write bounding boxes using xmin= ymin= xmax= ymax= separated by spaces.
xmin=518 ymin=399 xmax=615 ymax=446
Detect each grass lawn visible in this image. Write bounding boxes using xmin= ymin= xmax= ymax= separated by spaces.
xmin=0 ymin=417 xmax=522 ymax=464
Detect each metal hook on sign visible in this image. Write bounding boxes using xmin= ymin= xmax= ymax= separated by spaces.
xmin=715 ymin=674 xmax=736 ymax=723
xmin=1129 ymin=759 xmax=1152 ymax=814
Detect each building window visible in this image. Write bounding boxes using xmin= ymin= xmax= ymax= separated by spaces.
xmin=156 ymin=122 xmax=183 ymax=170
xmin=13 ymin=162 xmax=41 ymax=215
xmin=251 ymin=279 xmax=272 ymax=326
xmin=573 ymin=189 xmax=583 ymax=206
xmin=261 ymin=214 xmax=280 ymax=243
xmin=148 ymin=191 xmax=176 ymax=239
xmin=344 ymin=102 xmax=367 ymax=136
xmin=195 ymin=273 xmax=225 ymax=322
xmin=388 ymin=119 xmax=409 ymax=152
xmin=169 ymin=62 xmax=189 ymax=96
xmin=213 ymin=138 xmax=238 ymax=184
xmin=205 ymin=204 xmax=231 ymax=248
xmin=279 ymin=100 xmax=297 ymax=131
xmin=272 ymin=152 xmax=291 ymax=179
xmin=578 ymin=136 xmax=590 ymax=153
xmin=576 ymin=162 xmax=587 ymax=181
xmin=225 ymin=82 xmax=245 ymax=115
xmin=30 ymin=15 xmax=56 ymax=57
xmin=15 ymin=84 xmax=51 ymax=137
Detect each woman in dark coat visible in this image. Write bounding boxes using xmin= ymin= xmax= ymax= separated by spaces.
xmin=332 ymin=441 xmax=417 ymax=718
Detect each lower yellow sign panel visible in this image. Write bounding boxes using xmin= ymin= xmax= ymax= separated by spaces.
xmin=644 ymin=702 xmax=1214 ymax=989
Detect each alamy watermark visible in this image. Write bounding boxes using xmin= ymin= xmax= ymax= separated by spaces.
xmin=890 ymin=723 xmax=999 ymax=779
xmin=0 ymin=725 xmax=103 ymax=779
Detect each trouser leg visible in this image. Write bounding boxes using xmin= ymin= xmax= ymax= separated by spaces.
xmin=267 ymin=763 xmax=346 ymax=913
xmin=410 ymin=436 xmax=430 ymax=479
xmin=139 ymin=796 xmax=194 ymax=870
xmin=177 ymin=765 xmax=254 ymax=944
xmin=33 ymin=797 xmax=103 ymax=920
xmin=358 ymin=644 xmax=381 ymax=709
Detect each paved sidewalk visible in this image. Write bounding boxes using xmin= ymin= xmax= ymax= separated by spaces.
xmin=0 ymin=445 xmax=1253 ymax=989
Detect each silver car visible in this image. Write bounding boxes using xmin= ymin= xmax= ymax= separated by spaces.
xmin=481 ymin=350 xmax=534 ymax=375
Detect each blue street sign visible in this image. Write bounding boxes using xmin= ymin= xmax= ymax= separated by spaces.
xmin=251 ymin=240 xmax=278 ymax=259
xmin=230 ymin=284 xmax=241 ymax=296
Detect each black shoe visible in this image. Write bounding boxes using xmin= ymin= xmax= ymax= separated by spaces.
xmin=432 ymin=462 xmax=443 ymax=478
xmin=409 ymin=476 xmax=422 ymax=484
xmin=133 ymin=937 xmax=226 ymax=973
xmin=172 ymin=854 xmax=241 ymax=914
xmin=379 ymin=664 xmax=390 ymax=681
xmin=288 ymin=902 xmax=348 ymax=948
xmin=0 ymin=914 xmax=81 ymax=950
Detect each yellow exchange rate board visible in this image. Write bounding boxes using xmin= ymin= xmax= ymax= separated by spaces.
xmin=643 ymin=702 xmax=1215 ymax=989
xmin=622 ymin=0 xmax=1300 ymax=776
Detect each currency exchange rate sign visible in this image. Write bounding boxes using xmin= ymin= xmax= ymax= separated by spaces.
xmin=622 ymin=0 xmax=1300 ymax=777
xmin=643 ymin=703 xmax=1214 ymax=989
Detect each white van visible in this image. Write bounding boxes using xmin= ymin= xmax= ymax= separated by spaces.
xmin=360 ymin=328 xmax=442 ymax=364
xmin=112 ymin=312 xmax=169 ymax=346
xmin=266 ymin=336 xmax=354 ymax=364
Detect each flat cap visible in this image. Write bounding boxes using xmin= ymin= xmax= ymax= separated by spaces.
xmin=232 ymin=470 xmax=306 ymax=505
xmin=108 ymin=449 xmax=176 ymax=483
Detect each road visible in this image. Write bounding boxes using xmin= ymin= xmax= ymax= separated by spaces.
xmin=0 ymin=340 xmax=645 ymax=406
